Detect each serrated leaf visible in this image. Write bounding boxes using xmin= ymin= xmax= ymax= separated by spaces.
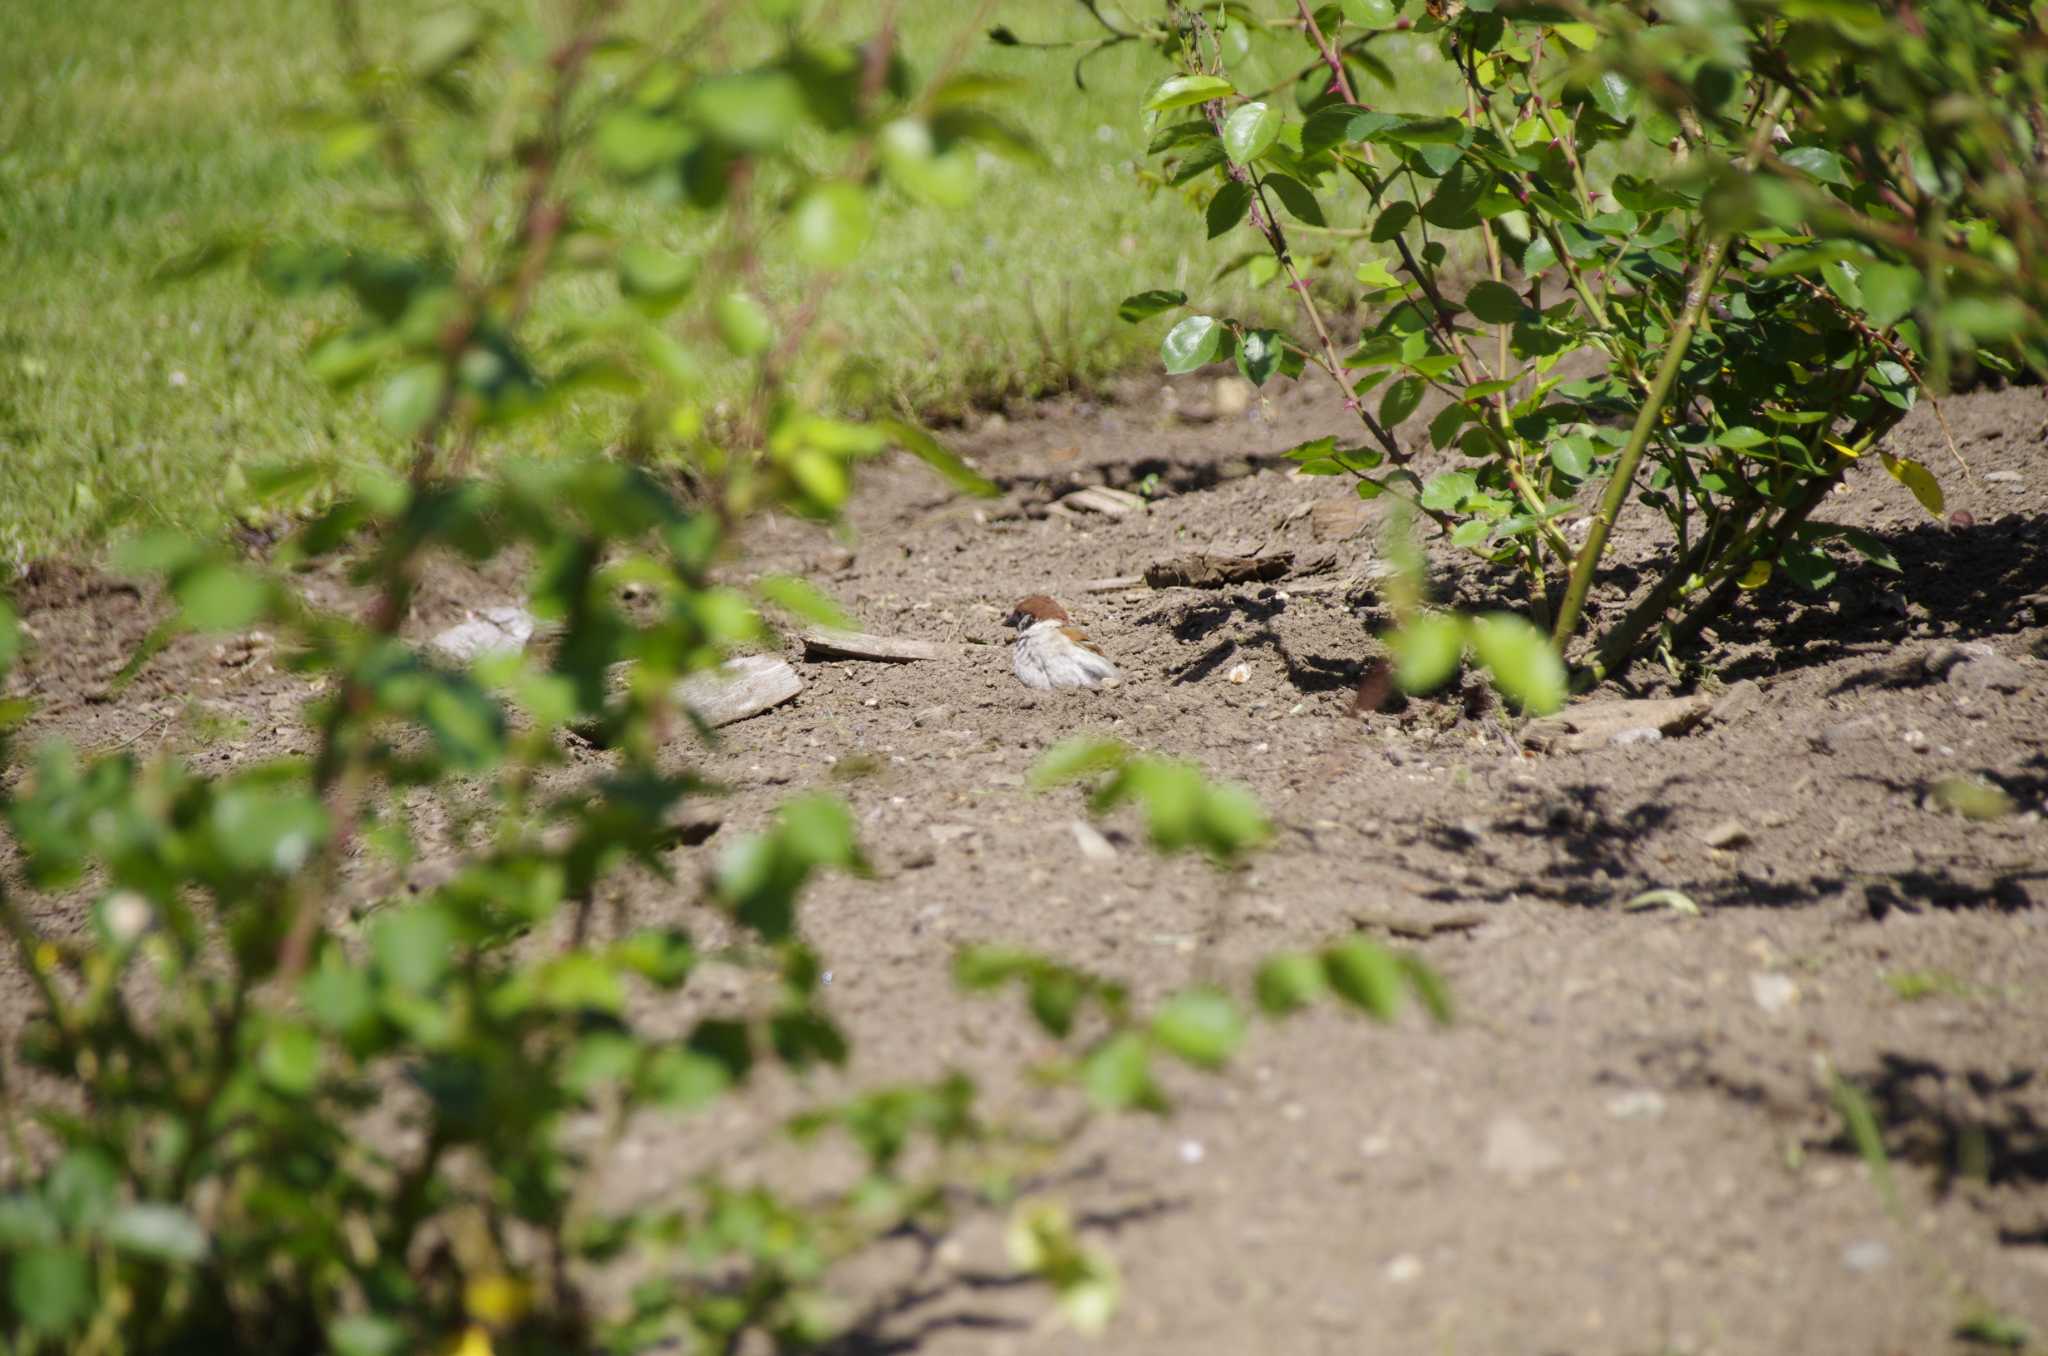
xmin=1222 ymin=101 xmax=1281 ymax=164
xmin=1371 ymin=201 xmax=1416 ymax=242
xmin=1464 ymin=280 xmax=1525 ymax=324
xmin=1206 ymin=180 xmax=1252 ymax=238
xmin=1236 ymin=328 xmax=1283 ymax=386
xmin=1379 ymin=375 xmax=1424 ymax=427
xmin=1782 ymin=145 xmax=1848 ymax=185
xmin=1591 ymin=70 xmax=1636 ymax=121
xmin=1419 ymin=469 xmax=1476 ymax=512
xmin=1263 ymin=172 xmax=1324 ymax=225
xmin=1549 ymin=435 xmax=1594 ymax=478
xmin=1879 ymin=452 xmax=1944 ymax=517
xmin=1162 ymin=315 xmax=1227 ymax=373
xmin=1146 ymin=74 xmax=1234 ymax=113
xmin=1118 ymin=289 xmax=1187 ymax=323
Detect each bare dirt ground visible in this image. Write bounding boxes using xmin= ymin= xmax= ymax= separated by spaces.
xmin=6 ymin=373 xmax=2048 ymax=1355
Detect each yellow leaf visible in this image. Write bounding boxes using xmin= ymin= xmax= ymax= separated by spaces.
xmin=442 ymin=1326 xmax=493 ymax=1356
xmin=1555 ymin=21 xmax=1599 ymax=48
xmin=34 ymin=942 xmax=58 ymax=972
xmin=1825 ymin=438 xmax=1863 ymax=460
xmin=1738 ymin=559 xmax=1772 ymax=590
xmin=1880 ymin=453 xmax=1945 ymax=517
xmin=465 ymin=1274 xmax=531 ymax=1327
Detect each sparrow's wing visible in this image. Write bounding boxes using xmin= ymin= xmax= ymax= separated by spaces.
xmin=1060 ymin=624 xmax=1108 ymax=658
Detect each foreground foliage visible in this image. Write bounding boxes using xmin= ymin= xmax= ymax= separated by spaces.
xmin=0 ymin=5 xmax=1445 ymax=1351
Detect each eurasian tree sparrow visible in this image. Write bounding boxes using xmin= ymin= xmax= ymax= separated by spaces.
xmin=1005 ymin=595 xmax=1120 ymax=690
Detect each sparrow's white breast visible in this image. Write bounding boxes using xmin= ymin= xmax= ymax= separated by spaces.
xmin=1013 ymin=619 xmax=1119 ymax=690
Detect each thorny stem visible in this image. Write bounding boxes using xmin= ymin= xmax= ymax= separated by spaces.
xmin=1193 ymin=92 xmax=1409 ymax=468
xmin=1550 ymin=88 xmax=1794 ymax=655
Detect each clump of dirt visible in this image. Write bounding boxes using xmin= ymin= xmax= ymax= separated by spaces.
xmin=5 ymin=374 xmax=2046 ymax=1355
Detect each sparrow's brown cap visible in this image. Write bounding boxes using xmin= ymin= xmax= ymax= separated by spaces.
xmin=1006 ymin=594 xmax=1070 ymax=625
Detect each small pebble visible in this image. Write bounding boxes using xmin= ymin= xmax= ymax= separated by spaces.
xmin=1841 ymin=1239 xmax=1891 ymax=1273
xmin=1605 ymin=1089 xmax=1668 ymax=1121
xmin=1227 ymin=663 xmax=1251 ymax=684
xmin=1178 ymin=1139 xmax=1205 ymax=1165
xmin=1750 ymin=972 xmax=1799 ymax=1015
xmin=1384 ymin=1254 xmax=1423 ymax=1285
xmin=1700 ymin=818 xmax=1751 ymax=849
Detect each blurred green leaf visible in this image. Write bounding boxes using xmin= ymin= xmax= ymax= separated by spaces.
xmin=1468 ymin=612 xmax=1565 ymax=714
xmin=875 ymin=417 xmax=999 ymax=497
xmin=1081 ymin=1031 xmax=1158 ymax=1111
xmin=47 ymin=1149 xmax=118 ymax=1232
xmin=105 ymin=1204 xmax=208 ymax=1263
xmin=173 ymin=563 xmax=269 ymax=631
xmin=1388 ymin=613 xmax=1465 ymax=694
xmin=1343 ymin=0 xmax=1400 ymax=27
xmin=756 ymin=575 xmax=853 ymax=629
xmin=1323 ymin=937 xmax=1405 ymax=1021
xmin=378 ymin=363 xmax=446 ymax=438
xmin=792 ymin=183 xmax=873 ymax=268
xmin=690 ymin=71 xmax=806 ymax=151
xmin=715 ymin=291 xmax=774 ymax=357
xmin=617 ymin=243 xmax=697 ymax=308
xmin=1150 ymin=988 xmax=1246 ymax=1068
xmin=409 ymin=8 xmax=481 ymax=75
xmin=1254 ymin=952 xmax=1326 ymax=1015
xmin=11 ymin=1246 xmax=90 ymax=1336
xmin=258 ymin=1022 xmax=323 ymax=1095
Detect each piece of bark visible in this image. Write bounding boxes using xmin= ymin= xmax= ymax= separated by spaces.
xmin=1144 ymin=551 xmax=1295 ymax=589
xmin=799 ymin=627 xmax=954 ymax=663
xmin=1061 ymin=486 xmax=1147 ymax=517
xmin=428 ymin=606 xmax=535 ymax=665
xmin=674 ymin=656 xmax=802 ymax=728
xmin=1309 ymin=499 xmax=1373 ymax=542
xmin=1084 ymin=575 xmax=1145 ymax=592
xmin=1521 ymin=695 xmax=1712 ymax=753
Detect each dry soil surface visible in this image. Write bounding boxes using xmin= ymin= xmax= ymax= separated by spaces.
xmin=6 ymin=373 xmax=2048 ymax=1356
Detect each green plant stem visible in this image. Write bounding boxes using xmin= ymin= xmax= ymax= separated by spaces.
xmin=1550 ymin=88 xmax=1792 ymax=653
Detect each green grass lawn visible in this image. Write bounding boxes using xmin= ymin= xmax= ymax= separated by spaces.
xmin=0 ymin=1 xmax=1406 ymax=562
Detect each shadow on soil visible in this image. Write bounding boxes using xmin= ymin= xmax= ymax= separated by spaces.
xmin=1829 ymin=1052 xmax=2048 ymax=1196
xmin=821 ymin=1190 xmax=1187 ymax=1355
xmin=1711 ymin=513 xmax=2048 ymax=679
xmin=1488 ymin=780 xmax=2044 ymax=912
